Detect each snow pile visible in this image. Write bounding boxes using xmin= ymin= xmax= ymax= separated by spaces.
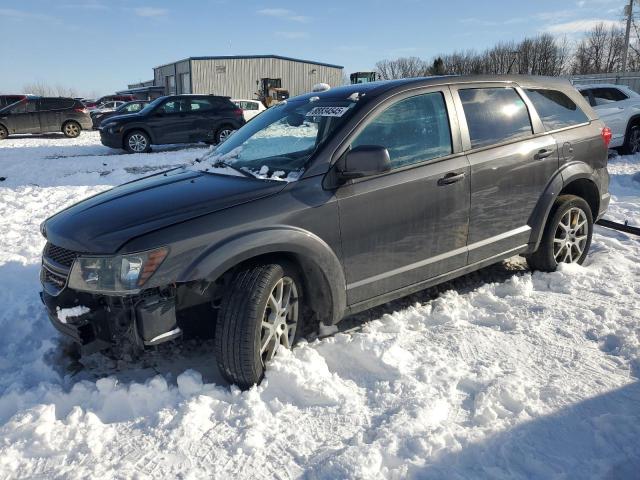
xmin=57 ymin=306 xmax=90 ymax=325
xmin=0 ymin=134 xmax=639 ymax=479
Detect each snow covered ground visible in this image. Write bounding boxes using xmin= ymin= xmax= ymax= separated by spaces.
xmin=0 ymin=131 xmax=639 ymax=479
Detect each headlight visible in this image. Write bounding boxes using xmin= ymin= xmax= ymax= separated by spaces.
xmin=68 ymin=247 xmax=168 ymax=293
xmin=102 ymin=123 xmax=120 ymax=134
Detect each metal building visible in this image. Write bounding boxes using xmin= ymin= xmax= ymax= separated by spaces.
xmin=152 ymin=55 xmax=344 ymax=99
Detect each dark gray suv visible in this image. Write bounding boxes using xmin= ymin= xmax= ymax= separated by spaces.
xmin=0 ymin=97 xmax=92 ymax=139
xmin=40 ymin=76 xmax=610 ymax=388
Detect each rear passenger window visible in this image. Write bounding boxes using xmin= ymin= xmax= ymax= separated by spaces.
xmin=525 ymin=89 xmax=589 ymax=131
xmin=39 ymin=98 xmax=74 ymax=111
xmin=459 ymin=88 xmax=532 ymax=149
xmin=352 ymin=92 xmax=452 ymax=169
xmin=189 ymin=99 xmax=214 ymax=112
xmin=591 ymin=87 xmax=628 ymax=105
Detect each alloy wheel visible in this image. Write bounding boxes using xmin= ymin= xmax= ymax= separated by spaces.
xmin=553 ymin=207 xmax=588 ymax=264
xmin=260 ymin=276 xmax=298 ymax=364
xmin=64 ymin=123 xmax=80 ymax=137
xmin=128 ymin=133 xmax=147 ymax=152
xmin=218 ymin=129 xmax=233 ymax=143
xmin=630 ymin=128 xmax=640 ymax=154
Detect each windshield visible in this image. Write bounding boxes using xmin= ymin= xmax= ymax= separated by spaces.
xmin=197 ymin=98 xmax=357 ymax=181
xmin=138 ymin=97 xmax=164 ymax=115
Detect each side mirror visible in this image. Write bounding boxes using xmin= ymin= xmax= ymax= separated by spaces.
xmin=338 ymin=145 xmax=391 ymax=180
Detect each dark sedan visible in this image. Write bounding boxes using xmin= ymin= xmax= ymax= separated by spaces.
xmin=91 ymin=100 xmax=149 ymax=129
xmin=99 ymin=94 xmax=245 ymax=153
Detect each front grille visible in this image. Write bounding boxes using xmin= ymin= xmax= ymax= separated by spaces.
xmin=41 ymin=242 xmax=81 ymax=295
xmin=41 ymin=268 xmax=67 ymax=289
xmin=44 ymin=243 xmax=79 ymax=268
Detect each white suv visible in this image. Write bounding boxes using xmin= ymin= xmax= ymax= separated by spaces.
xmin=576 ymin=83 xmax=640 ymax=154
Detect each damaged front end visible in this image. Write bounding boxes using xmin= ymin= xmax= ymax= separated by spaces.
xmin=40 ymin=242 xmax=182 ymax=356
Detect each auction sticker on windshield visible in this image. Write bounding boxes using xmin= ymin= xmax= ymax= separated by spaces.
xmin=306 ymin=106 xmax=350 ymax=117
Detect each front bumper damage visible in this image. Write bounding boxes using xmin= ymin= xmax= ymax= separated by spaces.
xmin=40 ymin=287 xmax=182 ymax=355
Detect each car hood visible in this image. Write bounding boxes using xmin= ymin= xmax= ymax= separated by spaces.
xmin=101 ymin=112 xmax=145 ymax=124
xmin=44 ymin=168 xmax=287 ymax=253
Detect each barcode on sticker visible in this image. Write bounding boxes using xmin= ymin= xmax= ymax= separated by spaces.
xmin=306 ymin=106 xmax=350 ymax=117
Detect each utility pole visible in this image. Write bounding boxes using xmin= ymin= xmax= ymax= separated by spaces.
xmin=622 ymin=0 xmax=634 ymax=72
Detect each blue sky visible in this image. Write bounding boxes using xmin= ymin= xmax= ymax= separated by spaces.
xmin=0 ymin=0 xmax=624 ymax=96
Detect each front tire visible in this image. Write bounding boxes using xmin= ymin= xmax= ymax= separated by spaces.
xmin=526 ymin=194 xmax=593 ymax=272
xmin=215 ymin=264 xmax=302 ymax=389
xmin=124 ymin=130 xmax=151 ymax=153
xmin=620 ymin=124 xmax=640 ymax=155
xmin=62 ymin=121 xmax=81 ymax=138
xmin=0 ymin=125 xmax=7 ymax=140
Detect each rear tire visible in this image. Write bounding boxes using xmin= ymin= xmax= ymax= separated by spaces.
xmin=214 ymin=263 xmax=302 ymax=389
xmin=526 ymin=194 xmax=593 ymax=272
xmin=124 ymin=130 xmax=151 ymax=153
xmin=620 ymin=124 xmax=640 ymax=155
xmin=62 ymin=121 xmax=81 ymax=138
xmin=215 ymin=125 xmax=235 ymax=144
xmin=0 ymin=125 xmax=7 ymax=140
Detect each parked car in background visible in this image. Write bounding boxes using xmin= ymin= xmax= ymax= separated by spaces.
xmin=0 ymin=96 xmax=91 ymax=139
xmin=83 ymin=94 xmax=136 ymax=109
xmin=89 ymin=100 xmax=126 ymax=113
xmin=232 ymin=99 xmax=266 ymax=121
xmin=0 ymin=94 xmax=27 ymax=109
xmin=91 ymin=100 xmax=149 ymax=129
xmin=577 ymin=83 xmax=640 ymax=154
xmin=41 ymin=76 xmax=610 ymax=388
xmin=99 ymin=94 xmax=244 ymax=153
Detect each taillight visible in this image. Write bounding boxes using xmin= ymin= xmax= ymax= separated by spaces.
xmin=74 ymin=107 xmax=88 ymax=114
xmin=233 ymin=108 xmax=243 ymax=116
xmin=601 ymin=127 xmax=612 ymax=147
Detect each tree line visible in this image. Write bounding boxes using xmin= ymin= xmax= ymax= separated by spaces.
xmin=375 ymin=22 xmax=640 ymax=79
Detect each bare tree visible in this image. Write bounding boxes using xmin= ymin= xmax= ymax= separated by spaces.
xmin=375 ymin=57 xmax=429 ymax=79
xmin=23 ymin=80 xmax=78 ymax=97
xmin=571 ymin=23 xmax=625 ymax=74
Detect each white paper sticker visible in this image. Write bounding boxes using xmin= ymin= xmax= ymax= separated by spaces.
xmin=306 ymin=106 xmax=350 ymax=117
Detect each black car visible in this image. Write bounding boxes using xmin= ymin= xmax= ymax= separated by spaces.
xmin=0 ymin=94 xmax=27 ymax=109
xmin=0 ymin=97 xmax=92 ymax=139
xmin=91 ymin=100 xmax=149 ymax=129
xmin=99 ymin=94 xmax=245 ymax=153
xmin=40 ymin=76 xmax=610 ymax=388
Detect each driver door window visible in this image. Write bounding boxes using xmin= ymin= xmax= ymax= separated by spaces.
xmin=351 ymin=92 xmax=452 ymax=169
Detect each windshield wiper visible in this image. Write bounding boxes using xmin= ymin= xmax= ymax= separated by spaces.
xmin=212 ymin=160 xmax=255 ymax=178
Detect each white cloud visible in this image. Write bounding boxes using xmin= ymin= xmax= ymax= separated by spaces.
xmin=275 ymin=31 xmax=308 ymax=39
xmin=544 ymin=18 xmax=621 ymax=34
xmin=258 ymin=8 xmax=309 ymax=22
xmin=134 ymin=7 xmax=168 ymax=17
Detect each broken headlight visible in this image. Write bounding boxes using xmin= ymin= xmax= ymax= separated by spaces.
xmin=67 ymin=247 xmax=168 ymax=294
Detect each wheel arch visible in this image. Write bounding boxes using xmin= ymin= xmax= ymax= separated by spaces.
xmin=528 ymin=165 xmax=600 ymax=251
xmin=177 ymin=227 xmax=347 ymax=326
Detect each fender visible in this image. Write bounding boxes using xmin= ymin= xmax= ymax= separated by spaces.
xmin=177 ymin=226 xmax=347 ymax=325
xmin=528 ymin=162 xmax=599 ymax=251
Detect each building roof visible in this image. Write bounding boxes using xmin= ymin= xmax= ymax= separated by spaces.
xmin=154 ymin=55 xmax=344 ymax=70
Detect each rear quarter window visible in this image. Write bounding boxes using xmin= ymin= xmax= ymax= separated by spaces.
xmin=459 ymin=87 xmax=532 ymax=149
xmin=525 ymin=89 xmax=589 ymax=131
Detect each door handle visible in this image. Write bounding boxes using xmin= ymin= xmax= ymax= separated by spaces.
xmin=534 ymin=148 xmax=553 ymax=160
xmin=437 ymin=172 xmax=466 ymax=186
